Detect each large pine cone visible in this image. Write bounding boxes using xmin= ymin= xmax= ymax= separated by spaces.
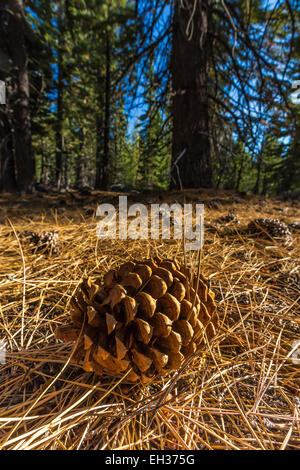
xmin=55 ymin=258 xmax=218 ymax=383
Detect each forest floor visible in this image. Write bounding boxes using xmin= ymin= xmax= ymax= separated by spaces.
xmin=0 ymin=188 xmax=299 ymax=450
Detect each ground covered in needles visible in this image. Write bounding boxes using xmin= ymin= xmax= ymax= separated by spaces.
xmin=0 ymin=188 xmax=299 ymax=450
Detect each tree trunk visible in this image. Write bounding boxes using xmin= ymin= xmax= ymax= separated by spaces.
xmin=95 ymin=29 xmax=111 ymax=189
xmin=40 ymin=138 xmax=46 ymax=184
xmin=261 ymin=168 xmax=268 ymax=196
xmin=76 ymin=127 xmax=86 ymax=187
xmin=235 ymin=159 xmax=244 ymax=191
xmin=171 ymin=0 xmax=212 ymax=189
xmin=0 ymin=111 xmax=17 ymax=191
xmin=55 ymin=1 xmax=65 ymax=189
xmin=103 ymin=31 xmax=111 ymax=189
xmin=7 ymin=0 xmax=34 ymax=193
xmin=95 ymin=79 xmax=104 ymax=189
xmin=55 ymin=60 xmax=64 ymax=188
xmin=254 ymin=155 xmax=262 ymax=194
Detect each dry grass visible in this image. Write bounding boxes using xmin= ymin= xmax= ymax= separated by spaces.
xmin=0 ymin=188 xmax=299 ymax=450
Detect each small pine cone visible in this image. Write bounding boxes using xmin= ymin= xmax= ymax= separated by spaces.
xmin=55 ymin=257 xmax=219 ymax=383
xmin=29 ymin=231 xmax=59 ymax=254
xmin=217 ymin=211 xmax=240 ymax=224
xmin=247 ymin=218 xmax=292 ymax=244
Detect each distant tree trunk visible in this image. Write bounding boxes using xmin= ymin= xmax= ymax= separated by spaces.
xmin=171 ymin=0 xmax=212 ymax=189
xmin=103 ymin=31 xmax=111 ymax=188
xmin=0 ymin=111 xmax=17 ymax=191
xmin=235 ymin=157 xmax=245 ymax=191
xmin=55 ymin=2 xmax=65 ymax=189
xmin=95 ymin=81 xmax=104 ymax=188
xmin=40 ymin=138 xmax=46 ymax=184
xmin=55 ymin=60 xmax=64 ymax=188
xmin=63 ymin=149 xmax=68 ymax=188
xmin=254 ymin=154 xmax=262 ymax=194
xmin=7 ymin=0 xmax=34 ymax=193
xmin=76 ymin=127 xmax=86 ymax=187
xmin=261 ymin=168 xmax=268 ymax=196
xmin=95 ymin=29 xmax=111 ymax=189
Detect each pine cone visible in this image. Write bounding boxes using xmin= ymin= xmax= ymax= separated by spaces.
xmin=247 ymin=218 xmax=292 ymax=244
xmin=55 ymin=257 xmax=218 ymax=383
xmin=217 ymin=211 xmax=240 ymax=224
xmin=23 ymin=231 xmax=59 ymax=254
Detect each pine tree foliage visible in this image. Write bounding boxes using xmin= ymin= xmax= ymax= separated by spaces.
xmin=0 ymin=0 xmax=298 ymax=195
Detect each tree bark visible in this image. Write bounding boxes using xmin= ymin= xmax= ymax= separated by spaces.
xmin=171 ymin=0 xmax=212 ymax=189
xmin=55 ymin=1 xmax=65 ymax=189
xmin=235 ymin=159 xmax=245 ymax=191
xmin=103 ymin=31 xmax=111 ymax=189
xmin=95 ymin=29 xmax=111 ymax=189
xmin=0 ymin=111 xmax=17 ymax=191
xmin=95 ymin=77 xmax=104 ymax=189
xmin=7 ymin=0 xmax=35 ymax=193
xmin=76 ymin=127 xmax=86 ymax=187
xmin=254 ymin=154 xmax=262 ymax=194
